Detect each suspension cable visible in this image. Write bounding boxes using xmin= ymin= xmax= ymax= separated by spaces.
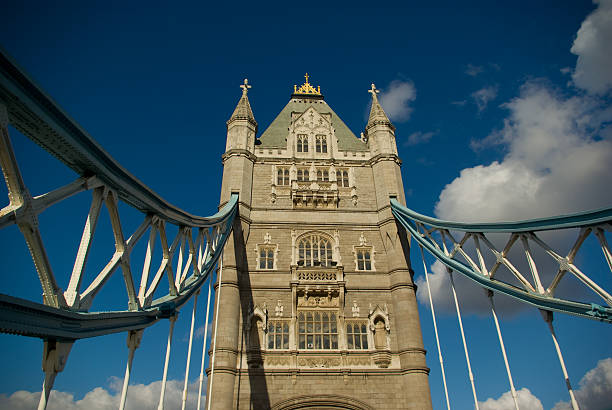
xmin=542 ymin=310 xmax=580 ymax=410
xmin=158 ymin=315 xmax=178 ymax=410
xmin=448 ymin=270 xmax=479 ymax=409
xmin=207 ymin=252 xmax=223 ymax=410
xmin=419 ymin=245 xmax=451 ymax=410
xmin=197 ymin=280 xmax=213 ymax=410
xmin=181 ymin=292 xmax=199 ymax=410
xmin=486 ymin=291 xmax=519 ymax=410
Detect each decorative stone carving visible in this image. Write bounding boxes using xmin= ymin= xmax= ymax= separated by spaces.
xmin=359 ymin=233 xmax=367 ymax=246
xmin=368 ymin=303 xmax=390 ymax=331
xmin=297 ymin=288 xmax=339 ymax=307
xmin=275 ymin=300 xmax=284 ymax=317
xmin=372 ymin=351 xmax=392 ymax=368
xmin=265 ymin=355 xmax=291 ymax=367
xmin=298 ymin=356 xmax=341 ymax=368
xmin=345 ymin=355 xmax=371 ymax=366
xmin=352 ymin=300 xmax=360 ymax=317
xmin=297 ymin=271 xmax=336 ymax=281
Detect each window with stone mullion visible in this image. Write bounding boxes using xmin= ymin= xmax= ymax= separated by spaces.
xmin=259 ymin=247 xmax=274 ymax=269
xmin=315 ymin=135 xmax=327 ymax=153
xmin=267 ymin=321 xmax=289 ymax=349
xmin=298 ymin=311 xmax=338 ymax=350
xmin=277 ymin=168 xmax=289 ymax=185
xmin=297 ymin=134 xmax=308 ymax=152
xmin=298 ymin=234 xmax=332 ymax=267
xmin=346 ymin=322 xmax=369 ymax=350
xmin=356 ymin=249 xmax=371 ymax=270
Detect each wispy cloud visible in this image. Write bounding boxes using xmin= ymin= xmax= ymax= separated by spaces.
xmin=465 ymin=64 xmax=484 ymax=76
xmin=405 ymin=131 xmax=436 ymax=146
xmin=471 ymin=85 xmax=498 ymax=112
xmin=451 ymin=100 xmax=467 ymax=107
xmin=378 ymin=80 xmax=417 ymax=122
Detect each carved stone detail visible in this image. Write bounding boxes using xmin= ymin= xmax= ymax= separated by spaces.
xmin=298 ymin=356 xmax=341 ymax=368
xmin=345 ymin=356 xmax=371 ymax=366
xmin=265 ymin=355 xmax=291 ymax=367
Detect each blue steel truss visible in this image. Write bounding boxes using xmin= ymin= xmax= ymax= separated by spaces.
xmin=391 ymin=199 xmax=612 ymax=323
xmin=0 ymin=48 xmax=238 ymax=340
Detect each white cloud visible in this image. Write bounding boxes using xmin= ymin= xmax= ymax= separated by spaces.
xmin=0 ymin=378 xmax=205 ymax=410
xmin=415 ymin=259 xmax=527 ymax=315
xmin=451 ymin=100 xmax=468 ymax=106
xmin=571 ymin=0 xmax=612 ymax=94
xmin=419 ymin=82 xmax=612 ymax=314
xmin=379 ymin=80 xmax=416 ymax=122
xmin=479 ymin=387 xmax=543 ymax=410
xmin=437 ymin=82 xmax=612 ymax=222
xmin=553 ymin=358 xmax=612 ymax=410
xmin=471 ymin=85 xmax=498 ymax=112
xmin=405 ymin=131 xmax=435 ymax=146
xmin=465 ymin=64 xmax=484 ymax=77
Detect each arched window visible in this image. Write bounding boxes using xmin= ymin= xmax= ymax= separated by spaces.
xmin=316 ymin=170 xmax=329 ymax=182
xmin=297 ymin=169 xmax=309 ymax=182
xmin=340 ymin=170 xmax=349 ymax=187
xmin=297 ymin=134 xmax=308 ymax=152
xmin=277 ymin=168 xmax=289 ymax=185
xmin=315 ymin=135 xmax=327 ymax=153
xmin=298 ymin=233 xmax=333 ymax=267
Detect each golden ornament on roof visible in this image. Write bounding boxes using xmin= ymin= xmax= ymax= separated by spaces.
xmin=293 ymin=73 xmax=321 ymax=95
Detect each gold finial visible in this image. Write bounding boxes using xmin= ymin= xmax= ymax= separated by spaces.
xmin=240 ymin=78 xmax=251 ymax=95
xmin=294 ymin=73 xmax=321 ymax=95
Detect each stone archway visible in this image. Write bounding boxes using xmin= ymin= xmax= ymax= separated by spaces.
xmin=272 ymin=395 xmax=374 ymax=410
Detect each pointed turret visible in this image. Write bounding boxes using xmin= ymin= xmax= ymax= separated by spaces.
xmin=225 ymin=79 xmax=257 ymax=154
xmin=367 ymin=83 xmax=393 ymax=128
xmin=365 ymin=83 xmax=397 ymax=156
xmin=227 ymin=79 xmax=257 ymax=129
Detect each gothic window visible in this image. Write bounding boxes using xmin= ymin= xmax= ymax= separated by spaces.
xmin=316 ymin=170 xmax=329 ymax=182
xmin=298 ymin=233 xmax=333 ymax=267
xmin=277 ymin=168 xmax=289 ymax=186
xmin=267 ymin=321 xmax=289 ymax=349
xmin=259 ymin=247 xmax=275 ymax=270
xmin=340 ymin=170 xmax=350 ymax=187
xmin=346 ymin=322 xmax=369 ymax=350
xmin=356 ymin=249 xmax=372 ymax=271
xmin=298 ymin=311 xmax=338 ymax=350
xmin=297 ymin=169 xmax=309 ymax=182
xmin=315 ymin=135 xmax=328 ymax=153
xmin=297 ymin=134 xmax=308 ymax=152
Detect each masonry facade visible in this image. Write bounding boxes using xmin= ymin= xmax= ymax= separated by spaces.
xmin=206 ymin=77 xmax=433 ymax=409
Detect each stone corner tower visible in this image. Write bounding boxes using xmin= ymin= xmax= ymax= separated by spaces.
xmin=207 ymin=75 xmax=433 ymax=409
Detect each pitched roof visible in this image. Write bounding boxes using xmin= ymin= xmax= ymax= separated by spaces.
xmin=258 ymin=98 xmax=368 ymax=151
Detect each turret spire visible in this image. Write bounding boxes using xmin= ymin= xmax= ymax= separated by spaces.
xmin=228 ymin=78 xmax=257 ymax=128
xmin=367 ymin=83 xmax=392 ymax=128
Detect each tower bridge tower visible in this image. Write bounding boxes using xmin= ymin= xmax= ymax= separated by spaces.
xmin=209 ymin=76 xmax=433 ymax=409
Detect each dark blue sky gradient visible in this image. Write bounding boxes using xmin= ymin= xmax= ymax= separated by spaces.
xmin=1 ymin=1 xmax=608 ymax=409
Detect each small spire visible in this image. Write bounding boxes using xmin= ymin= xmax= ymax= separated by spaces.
xmin=367 ymin=82 xmax=392 ymax=128
xmin=228 ymin=78 xmax=257 ymax=127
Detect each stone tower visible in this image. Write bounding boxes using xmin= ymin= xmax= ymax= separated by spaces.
xmin=207 ymin=76 xmax=432 ymax=409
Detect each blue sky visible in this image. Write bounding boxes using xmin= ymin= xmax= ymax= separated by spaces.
xmin=0 ymin=0 xmax=611 ymax=409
